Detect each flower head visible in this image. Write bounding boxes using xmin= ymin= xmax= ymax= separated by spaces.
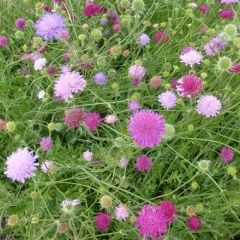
xmin=128 ymin=110 xmax=166 ymax=148
xmin=85 ymin=112 xmax=102 ymax=132
xmin=128 ymin=101 xmax=140 ymax=112
xmin=41 ymin=160 xmax=53 ymax=173
xmin=61 ymin=199 xmax=81 ymax=208
xmin=197 ymin=95 xmax=222 ymax=117
xmin=54 ymin=71 xmax=86 ymax=101
xmin=94 ymin=72 xmax=108 ymax=85
xmin=176 ymin=74 xmax=203 ymax=98
xmin=180 ymin=47 xmax=203 ymax=67
xmin=115 ymin=204 xmax=129 ymax=221
xmin=158 ymin=201 xmax=177 ymax=224
xmin=220 ymin=0 xmax=239 ymax=3
xmin=150 ymin=76 xmax=162 ymax=88
xmin=154 ymin=31 xmax=169 ymax=43
xmin=64 ymin=108 xmax=86 ymax=128
xmin=118 ymin=158 xmax=129 ymax=168
xmin=15 ymin=18 xmax=27 ymax=29
xmin=135 ymin=155 xmax=152 ymax=172
xmin=230 ymin=63 xmax=240 ymax=73
xmin=0 ymin=35 xmax=9 ymax=47
xmin=83 ymin=150 xmax=93 ymax=161
xmin=218 ymin=9 xmax=234 ymax=19
xmin=34 ymin=57 xmax=47 ymax=71
xmin=83 ymin=3 xmax=102 ymax=17
xmin=4 ymin=148 xmax=38 ymax=183
xmin=219 ymin=147 xmax=234 ymax=163
xmin=204 ymin=35 xmax=228 ymax=56
xmin=40 ymin=137 xmax=53 ymax=152
xmin=139 ymin=33 xmax=150 ymax=46
xmin=128 ymin=65 xmax=146 ymax=79
xmin=104 ymin=114 xmax=118 ymax=124
xmin=198 ymin=4 xmax=209 ymax=14
xmin=35 ymin=13 xmax=66 ymax=40
xmin=158 ymin=91 xmax=177 ymax=109
xmin=95 ymin=212 xmax=112 ymax=231
xmin=187 ymin=215 xmax=201 ymax=231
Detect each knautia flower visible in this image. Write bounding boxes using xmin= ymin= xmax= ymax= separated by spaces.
xmin=150 ymin=76 xmax=162 ymax=88
xmin=40 ymin=137 xmax=53 ymax=152
xmin=128 ymin=64 xmax=146 ymax=79
xmin=0 ymin=35 xmax=9 ymax=47
xmin=135 ymin=155 xmax=152 ymax=172
xmin=37 ymin=90 xmax=45 ymax=100
xmin=158 ymin=200 xmax=177 ymax=224
xmin=204 ymin=35 xmax=228 ymax=56
xmin=176 ymin=74 xmax=203 ymax=98
xmin=54 ymin=71 xmax=86 ymax=101
xmin=187 ymin=215 xmax=201 ymax=231
xmin=158 ymin=91 xmax=177 ymax=109
xmin=4 ymin=148 xmax=38 ymax=183
xmin=128 ymin=110 xmax=166 ymax=148
xmin=219 ymin=147 xmax=234 ymax=163
xmin=128 ymin=101 xmax=140 ymax=112
xmin=154 ymin=31 xmax=169 ymax=43
xmin=35 ymin=13 xmax=66 ymax=40
xmin=220 ymin=0 xmax=239 ymax=3
xmin=83 ymin=150 xmax=93 ymax=161
xmin=104 ymin=114 xmax=118 ymax=124
xmin=197 ymin=95 xmax=222 ymax=117
xmin=198 ymin=160 xmax=211 ymax=172
xmin=15 ymin=18 xmax=27 ymax=29
xmin=41 ymin=160 xmax=53 ymax=173
xmin=94 ymin=72 xmax=108 ymax=85
xmin=34 ymin=57 xmax=47 ymax=71
xmin=118 ymin=157 xmax=129 ymax=168
xmin=83 ymin=3 xmax=102 ymax=17
xmin=198 ymin=4 xmax=209 ymax=14
xmin=161 ymin=124 xmax=175 ymax=141
xmin=218 ymin=9 xmax=234 ymax=19
xmin=95 ymin=212 xmax=112 ymax=231
xmin=180 ymin=47 xmax=203 ymax=67
xmin=61 ymin=199 xmax=81 ymax=209
xmin=230 ymin=63 xmax=240 ymax=73
xmin=115 ymin=204 xmax=129 ymax=221
xmin=139 ymin=33 xmax=150 ymax=46
xmin=64 ymin=108 xmax=86 ymax=128
xmin=85 ymin=112 xmax=102 ymax=132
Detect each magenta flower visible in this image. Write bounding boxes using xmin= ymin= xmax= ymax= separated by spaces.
xmin=197 ymin=95 xmax=222 ymax=117
xmin=135 ymin=204 xmax=168 ymax=239
xmin=158 ymin=201 xmax=177 ymax=224
xmin=35 ymin=13 xmax=66 ymax=40
xmin=187 ymin=215 xmax=201 ymax=231
xmin=4 ymin=148 xmax=38 ymax=183
xmin=154 ymin=31 xmax=169 ymax=43
xmin=135 ymin=155 xmax=152 ymax=172
xmin=85 ymin=112 xmax=102 ymax=132
xmin=83 ymin=3 xmax=102 ymax=17
xmin=219 ymin=147 xmax=234 ymax=163
xmin=54 ymin=71 xmax=86 ymax=101
xmin=128 ymin=110 xmax=166 ymax=148
xmin=158 ymin=90 xmax=177 ymax=109
xmin=198 ymin=4 xmax=209 ymax=14
xmin=95 ymin=212 xmax=112 ymax=231
xmin=15 ymin=18 xmax=27 ymax=29
xmin=115 ymin=204 xmax=129 ymax=221
xmin=230 ymin=63 xmax=240 ymax=73
xmin=64 ymin=108 xmax=86 ymax=128
xmin=180 ymin=47 xmax=203 ymax=67
xmin=220 ymin=0 xmax=239 ymax=3
xmin=0 ymin=35 xmax=9 ymax=47
xmin=176 ymin=74 xmax=203 ymax=98
xmin=218 ymin=9 xmax=234 ymax=19
xmin=40 ymin=137 xmax=53 ymax=152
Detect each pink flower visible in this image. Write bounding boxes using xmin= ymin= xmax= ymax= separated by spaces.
xmin=104 ymin=114 xmax=118 ymax=124
xmin=180 ymin=47 xmax=203 ymax=67
xmin=154 ymin=31 xmax=169 ymax=43
xmin=158 ymin=201 xmax=177 ymax=224
xmin=85 ymin=112 xmax=102 ymax=132
xmin=197 ymin=95 xmax=222 ymax=117
xmin=219 ymin=147 xmax=234 ymax=163
xmin=176 ymin=74 xmax=203 ymax=98
xmin=128 ymin=110 xmax=166 ymax=148
xmin=198 ymin=4 xmax=209 ymax=14
xmin=115 ymin=204 xmax=129 ymax=221
xmin=229 ymin=63 xmax=240 ymax=73
xmin=95 ymin=212 xmax=112 ymax=231
xmin=218 ymin=9 xmax=234 ymax=19
xmin=128 ymin=65 xmax=146 ymax=79
xmin=187 ymin=215 xmax=201 ymax=231
xmin=41 ymin=160 xmax=53 ymax=173
xmin=150 ymin=76 xmax=162 ymax=88
xmin=158 ymin=91 xmax=177 ymax=109
xmin=83 ymin=150 xmax=93 ymax=161
xmin=64 ymin=108 xmax=86 ymax=128
xmin=220 ymin=0 xmax=239 ymax=4
xmin=83 ymin=3 xmax=102 ymax=16
xmin=40 ymin=137 xmax=53 ymax=152
xmin=0 ymin=35 xmax=9 ymax=47
xmin=15 ymin=18 xmax=27 ymax=29
xmin=128 ymin=101 xmax=140 ymax=112
xmin=135 ymin=155 xmax=152 ymax=172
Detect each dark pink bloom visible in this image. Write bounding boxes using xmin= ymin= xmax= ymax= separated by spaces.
xmin=15 ymin=18 xmax=27 ymax=29
xmin=135 ymin=155 xmax=152 ymax=172
xmin=47 ymin=65 xmax=57 ymax=76
xmin=113 ymin=24 xmax=120 ymax=33
xmin=0 ymin=35 xmax=9 ymax=47
xmin=158 ymin=201 xmax=177 ymax=224
xmin=38 ymin=46 xmax=47 ymax=54
xmin=187 ymin=215 xmax=201 ymax=231
xmin=85 ymin=112 xmax=102 ymax=132
xmin=40 ymin=137 xmax=53 ymax=152
xmin=229 ymin=63 xmax=240 ymax=73
xmin=198 ymin=4 xmax=209 ymax=14
xmin=64 ymin=108 xmax=86 ymax=128
xmin=53 ymin=0 xmax=64 ymax=3
xmin=95 ymin=212 xmax=112 ymax=231
xmin=83 ymin=3 xmax=102 ymax=17
xmin=219 ymin=147 xmax=234 ymax=163
xmin=43 ymin=5 xmax=53 ymax=12
xmin=154 ymin=31 xmax=169 ymax=43
xmin=218 ymin=9 xmax=234 ymax=18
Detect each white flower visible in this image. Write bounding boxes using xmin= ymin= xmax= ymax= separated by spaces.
xmin=83 ymin=150 xmax=93 ymax=161
xmin=37 ymin=90 xmax=45 ymax=99
xmin=34 ymin=57 xmax=47 ymax=71
xmin=104 ymin=114 xmax=118 ymax=124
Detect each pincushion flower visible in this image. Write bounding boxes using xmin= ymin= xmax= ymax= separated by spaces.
xmin=104 ymin=114 xmax=118 ymax=124
xmin=85 ymin=112 xmax=102 ymax=132
xmin=64 ymin=108 xmax=86 ymax=128
xmin=15 ymin=18 xmax=27 ymax=29
xmin=128 ymin=65 xmax=146 ymax=79
xmin=118 ymin=158 xmax=129 ymax=168
xmin=187 ymin=215 xmax=201 ymax=231
xmin=0 ymin=35 xmax=9 ymax=47
xmin=197 ymin=95 xmax=222 ymax=117
xmin=83 ymin=150 xmax=93 ymax=161
xmin=41 ymin=160 xmax=53 ymax=173
xmin=219 ymin=147 xmax=234 ymax=163
xmin=115 ymin=204 xmax=129 ymax=221
xmin=40 ymin=137 xmax=53 ymax=152
xmin=139 ymin=33 xmax=150 ymax=46
xmin=94 ymin=72 xmax=108 ymax=85
xmin=35 ymin=13 xmax=66 ymax=40
xmin=61 ymin=199 xmax=81 ymax=209
xmin=95 ymin=212 xmax=112 ymax=231
xmin=135 ymin=155 xmax=152 ymax=172
xmin=229 ymin=63 xmax=240 ymax=73
xmin=176 ymin=74 xmax=203 ymax=98
xmin=198 ymin=4 xmax=209 ymax=14
xmin=180 ymin=47 xmax=203 ymax=67
xmin=4 ymin=148 xmax=38 ymax=183
xmin=83 ymin=3 xmax=102 ymax=17
xmin=158 ymin=201 xmax=177 ymax=224
xmin=204 ymin=35 xmax=228 ymax=56
xmin=218 ymin=9 xmax=234 ymax=19
xmin=154 ymin=31 xmax=169 ymax=43
xmin=54 ymin=71 xmax=86 ymax=101
xmin=128 ymin=101 xmax=140 ymax=112
xmin=128 ymin=110 xmax=166 ymax=148
xmin=220 ymin=0 xmax=239 ymax=3
xmin=34 ymin=57 xmax=47 ymax=71
xmin=158 ymin=90 xmax=177 ymax=109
